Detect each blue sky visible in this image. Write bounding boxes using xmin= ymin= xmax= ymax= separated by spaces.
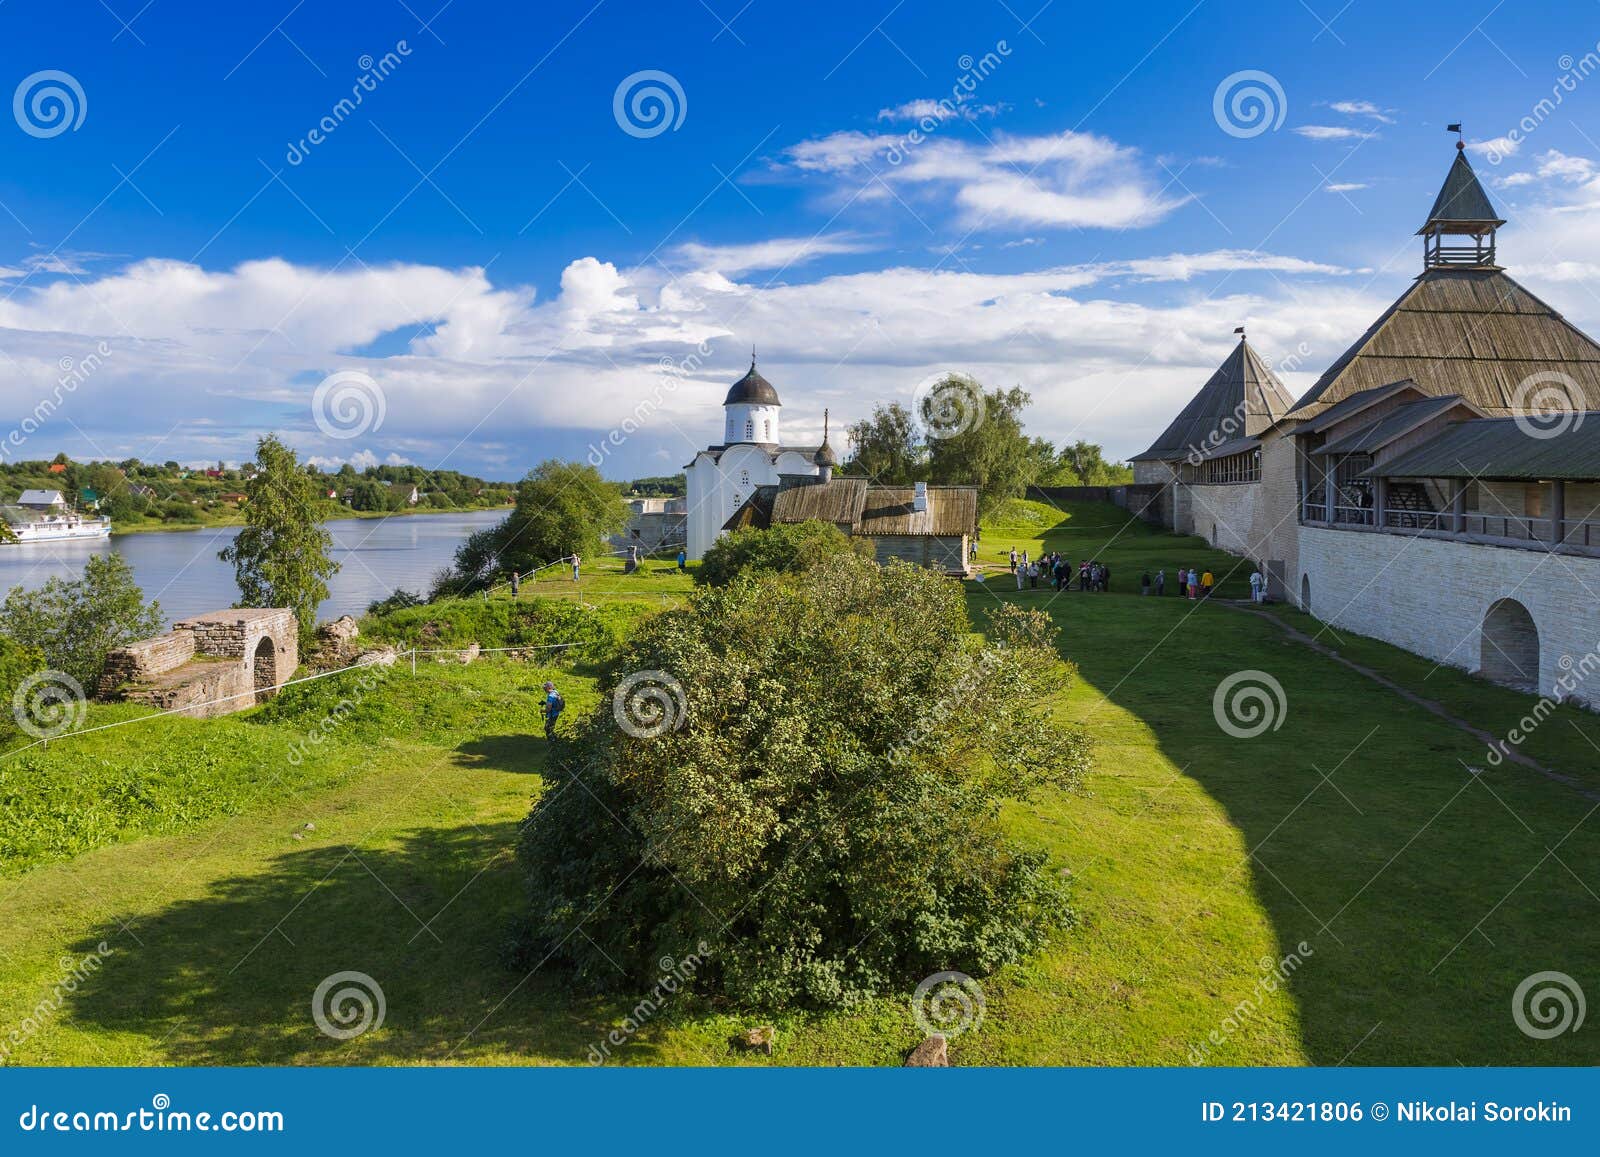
xmin=4 ymin=0 xmax=1600 ymax=479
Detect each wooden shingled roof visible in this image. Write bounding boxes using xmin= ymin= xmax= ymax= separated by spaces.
xmin=723 ymin=478 xmax=978 ymax=537
xmin=1131 ymin=336 xmax=1296 ymax=462
xmin=769 ymin=477 xmax=869 ymax=525
xmin=856 ymin=485 xmax=977 ymax=536
xmin=1286 ymin=268 xmax=1600 ymax=420
xmin=1364 ymin=417 xmax=1600 ymax=481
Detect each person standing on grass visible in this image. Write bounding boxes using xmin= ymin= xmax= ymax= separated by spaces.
xmin=571 ymin=553 xmax=581 ymax=582
xmin=1201 ymin=569 xmax=1214 ymax=599
xmin=1015 ymin=562 xmax=1025 ymax=591
xmin=510 ymin=570 xmax=520 ymax=600
xmin=677 ymin=547 xmax=687 ymax=573
xmin=1141 ymin=570 xmax=1151 ymax=596
xmin=542 ymin=680 xmax=565 ymax=741
xmin=1009 ymin=547 xmax=1018 ymax=572
xmin=1156 ymin=568 xmax=1165 ymax=597
xmin=1249 ymin=567 xmax=1263 ymax=604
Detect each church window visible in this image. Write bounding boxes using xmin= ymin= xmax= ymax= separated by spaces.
xmin=763 ymin=419 xmax=771 ymax=441
xmin=744 ymin=419 xmax=754 ymax=440
xmin=739 ymin=469 xmax=751 ymax=487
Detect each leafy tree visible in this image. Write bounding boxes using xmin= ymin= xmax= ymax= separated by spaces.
xmin=0 ymin=555 xmax=162 ymax=687
xmin=842 ymin=402 xmax=924 ymax=484
xmin=492 ymin=460 xmax=629 ymax=575
xmin=439 ymin=527 xmax=502 ymax=596
xmin=348 ymin=479 xmax=396 ymax=512
xmin=219 ymin=435 xmax=339 ymax=645
xmin=1052 ymin=440 xmax=1134 ymax=486
xmin=926 ymin=384 xmax=1040 ymax=516
xmin=695 ymin=520 xmax=869 ymax=587
xmin=515 ymin=554 xmax=1089 ymax=1008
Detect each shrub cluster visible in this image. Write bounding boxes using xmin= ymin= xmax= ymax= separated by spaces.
xmin=694 ymin=520 xmax=869 ymax=588
xmin=515 ymin=554 xmax=1090 ymax=1009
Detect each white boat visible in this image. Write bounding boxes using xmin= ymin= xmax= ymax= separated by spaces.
xmin=4 ymin=488 xmax=112 ymax=542
xmin=7 ymin=513 xmax=113 ymax=542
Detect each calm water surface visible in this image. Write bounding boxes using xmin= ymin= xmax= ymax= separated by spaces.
xmin=0 ymin=511 xmax=506 ymax=626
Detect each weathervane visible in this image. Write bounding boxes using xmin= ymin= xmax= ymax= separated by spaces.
xmin=1447 ymin=122 xmax=1464 ymax=150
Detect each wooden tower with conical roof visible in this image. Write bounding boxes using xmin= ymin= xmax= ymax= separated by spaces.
xmin=1418 ymin=131 xmax=1505 ymax=270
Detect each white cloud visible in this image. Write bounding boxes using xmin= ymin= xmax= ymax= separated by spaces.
xmin=1484 ymin=150 xmax=1600 ymax=290
xmin=1536 ymin=150 xmax=1596 ymax=183
xmin=779 ymin=128 xmax=1188 ymax=230
xmin=0 ymin=242 xmax=1377 ymax=470
xmin=1327 ymin=100 xmax=1395 ymax=124
xmin=1495 ymin=172 xmax=1535 ymax=187
xmin=672 ymin=234 xmax=877 ymax=276
xmin=1466 ymin=136 xmax=1519 ymax=159
xmin=878 ymin=99 xmax=962 ymax=122
xmin=1293 ymin=125 xmax=1378 ymax=142
xmin=876 ymin=98 xmax=1005 ymax=123
xmin=1324 ymin=182 xmax=1368 ymax=193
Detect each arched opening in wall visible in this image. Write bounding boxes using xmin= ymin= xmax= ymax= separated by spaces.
xmin=1300 ymin=573 xmax=1311 ymax=613
xmin=1480 ymin=598 xmax=1540 ymax=692
xmin=253 ymin=636 xmax=278 ymax=704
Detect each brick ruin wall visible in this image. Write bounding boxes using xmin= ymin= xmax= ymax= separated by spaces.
xmin=98 ymin=608 xmax=299 ymax=719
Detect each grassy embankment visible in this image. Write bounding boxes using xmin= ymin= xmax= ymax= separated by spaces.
xmin=2 ymin=502 xmax=1597 ymax=1065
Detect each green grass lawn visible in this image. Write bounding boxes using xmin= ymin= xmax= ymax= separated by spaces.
xmin=1 ymin=504 xmax=1596 ymax=1066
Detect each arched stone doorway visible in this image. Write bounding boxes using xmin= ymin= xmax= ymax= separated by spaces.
xmin=1480 ymin=598 xmax=1539 ymax=691
xmin=253 ymin=635 xmax=278 ymax=703
xmin=1300 ymin=573 xmax=1311 ymax=613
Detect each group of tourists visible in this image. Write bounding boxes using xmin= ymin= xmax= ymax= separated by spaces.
xmin=1135 ymin=566 xmax=1215 ymax=599
xmin=997 ymin=548 xmax=1269 ymax=606
xmin=1007 ymin=548 xmax=1112 ymax=592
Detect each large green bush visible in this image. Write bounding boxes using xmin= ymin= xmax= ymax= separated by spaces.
xmin=515 ymin=554 xmax=1090 ymax=1009
xmin=694 ymin=520 xmax=869 ymax=587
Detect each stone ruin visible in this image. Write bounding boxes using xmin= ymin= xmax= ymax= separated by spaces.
xmin=98 ymin=608 xmax=299 ymax=719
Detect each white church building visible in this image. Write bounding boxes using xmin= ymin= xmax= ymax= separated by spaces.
xmin=682 ymin=358 xmax=829 ymax=559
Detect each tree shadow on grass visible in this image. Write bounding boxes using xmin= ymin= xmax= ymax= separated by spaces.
xmin=60 ymin=821 xmax=617 ymax=1065
xmin=453 ymin=734 xmax=546 ymax=775
xmin=1036 ymin=585 xmax=1600 ymax=1066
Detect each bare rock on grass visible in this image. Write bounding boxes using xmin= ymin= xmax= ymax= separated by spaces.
xmin=904 ymin=1034 xmax=948 ymax=1067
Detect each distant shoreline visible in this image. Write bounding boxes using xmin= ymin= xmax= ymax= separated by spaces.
xmin=106 ymin=504 xmax=510 ymax=537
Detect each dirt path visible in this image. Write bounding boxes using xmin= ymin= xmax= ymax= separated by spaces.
xmin=1220 ymin=601 xmax=1600 ymax=803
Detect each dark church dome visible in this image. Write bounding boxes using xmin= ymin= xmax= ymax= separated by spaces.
xmin=724 ymin=359 xmax=781 ymax=406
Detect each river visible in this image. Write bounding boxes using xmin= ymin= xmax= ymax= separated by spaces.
xmin=0 ymin=510 xmax=507 ymax=626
